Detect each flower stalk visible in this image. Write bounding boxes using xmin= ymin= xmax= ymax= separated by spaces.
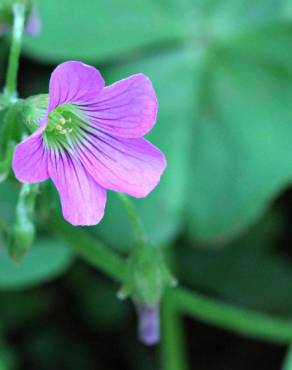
xmin=4 ymin=2 xmax=26 ymax=101
xmin=116 ymin=193 xmax=146 ymax=243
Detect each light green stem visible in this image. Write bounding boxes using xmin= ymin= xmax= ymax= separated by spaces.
xmin=161 ymin=293 xmax=189 ymax=370
xmin=4 ymin=3 xmax=26 ymax=101
xmin=116 ymin=193 xmax=146 ymax=243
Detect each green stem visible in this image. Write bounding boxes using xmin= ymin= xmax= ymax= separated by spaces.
xmin=161 ymin=293 xmax=189 ymax=370
xmin=51 ymin=214 xmax=126 ymax=282
xmin=4 ymin=3 xmax=26 ymax=101
xmin=116 ymin=193 xmax=146 ymax=243
xmin=168 ymin=287 xmax=292 ymax=344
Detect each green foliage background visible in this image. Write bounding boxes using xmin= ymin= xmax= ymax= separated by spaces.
xmin=2 ymin=0 xmax=292 ymax=369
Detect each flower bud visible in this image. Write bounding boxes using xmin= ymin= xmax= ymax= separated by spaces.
xmin=9 ymin=183 xmax=38 ymax=262
xmin=119 ymin=242 xmax=176 ymax=345
xmin=120 ymin=243 xmax=175 ymax=304
xmin=10 ymin=220 xmax=35 ymax=262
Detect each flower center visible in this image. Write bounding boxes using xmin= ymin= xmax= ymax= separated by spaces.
xmin=47 ymin=107 xmax=74 ymax=135
xmin=44 ymin=104 xmax=87 ymax=153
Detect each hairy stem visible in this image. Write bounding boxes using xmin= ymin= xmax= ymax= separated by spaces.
xmin=116 ymin=193 xmax=146 ymax=243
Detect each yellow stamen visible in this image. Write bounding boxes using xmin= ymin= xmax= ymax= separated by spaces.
xmin=59 ymin=117 xmax=66 ymax=125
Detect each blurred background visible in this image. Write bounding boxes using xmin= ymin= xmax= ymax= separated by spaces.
xmin=1 ymin=0 xmax=292 ymax=369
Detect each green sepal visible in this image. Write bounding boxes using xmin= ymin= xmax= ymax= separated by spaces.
xmin=9 ymin=183 xmax=39 ymax=262
xmin=119 ymin=243 xmax=176 ymax=305
xmin=20 ymin=94 xmax=48 ymax=133
xmin=0 ymin=95 xmax=46 ymax=182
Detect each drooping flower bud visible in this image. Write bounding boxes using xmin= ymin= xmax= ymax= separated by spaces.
xmin=9 ymin=183 xmax=38 ymax=262
xmin=119 ymin=242 xmax=176 ymax=345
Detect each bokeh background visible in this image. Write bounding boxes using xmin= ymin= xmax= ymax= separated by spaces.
xmin=1 ymin=0 xmax=292 ymax=369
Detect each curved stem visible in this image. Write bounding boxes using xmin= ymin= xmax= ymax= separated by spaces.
xmin=168 ymin=287 xmax=292 ymax=344
xmin=116 ymin=193 xmax=146 ymax=243
xmin=5 ymin=3 xmax=26 ymax=101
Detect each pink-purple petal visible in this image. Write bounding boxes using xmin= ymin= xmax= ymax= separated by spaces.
xmin=12 ymin=128 xmax=48 ymax=183
xmin=48 ymin=61 xmax=105 ymax=112
xmin=79 ymin=74 xmax=158 ymax=138
xmin=47 ymin=150 xmax=107 ymax=226
xmin=76 ymin=132 xmax=166 ymax=198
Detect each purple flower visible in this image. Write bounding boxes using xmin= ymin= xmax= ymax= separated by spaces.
xmin=13 ymin=61 xmax=166 ymax=226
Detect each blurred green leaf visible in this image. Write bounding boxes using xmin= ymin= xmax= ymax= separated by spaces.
xmin=0 ymin=238 xmax=74 ymax=289
xmin=177 ymin=211 xmax=292 ymax=315
xmin=187 ymin=38 xmax=292 ymax=241
xmin=22 ymin=0 xmax=186 ymax=63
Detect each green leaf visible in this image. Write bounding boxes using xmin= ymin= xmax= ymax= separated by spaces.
xmin=187 ymin=36 xmax=292 ymax=241
xmin=0 ymin=238 xmax=74 ymax=289
xmin=178 ymin=211 xmax=292 ymax=315
xmin=22 ymin=0 xmax=186 ymax=63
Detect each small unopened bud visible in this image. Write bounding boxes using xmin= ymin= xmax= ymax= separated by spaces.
xmin=9 ymin=183 xmax=38 ymax=262
xmin=119 ymin=242 xmax=176 ymax=345
xmin=135 ymin=302 xmax=160 ymax=346
xmin=10 ymin=220 xmax=35 ymax=262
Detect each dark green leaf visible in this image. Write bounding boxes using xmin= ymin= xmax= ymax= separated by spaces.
xmin=0 ymin=238 xmax=74 ymax=289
